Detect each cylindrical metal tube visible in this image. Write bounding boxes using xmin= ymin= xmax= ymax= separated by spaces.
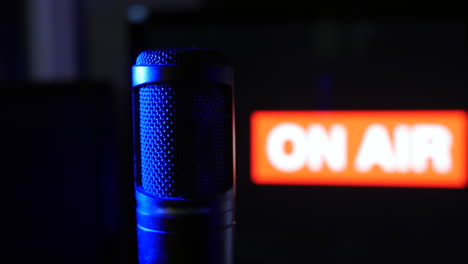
xmin=132 ymin=48 xmax=235 ymax=264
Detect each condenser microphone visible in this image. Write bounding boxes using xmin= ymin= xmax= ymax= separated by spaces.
xmin=132 ymin=47 xmax=235 ymax=264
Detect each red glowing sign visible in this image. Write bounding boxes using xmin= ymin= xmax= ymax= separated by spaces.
xmin=251 ymin=110 xmax=467 ymax=188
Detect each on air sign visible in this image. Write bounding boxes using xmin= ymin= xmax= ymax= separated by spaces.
xmin=250 ymin=110 xmax=467 ymax=188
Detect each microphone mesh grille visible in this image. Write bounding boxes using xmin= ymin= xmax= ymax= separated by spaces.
xmin=137 ymin=83 xmax=230 ymax=199
xmin=135 ymin=47 xmax=225 ymax=66
xmin=138 ymin=83 xmax=177 ymax=197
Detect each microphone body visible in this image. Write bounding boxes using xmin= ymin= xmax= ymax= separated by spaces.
xmin=132 ymin=48 xmax=235 ymax=264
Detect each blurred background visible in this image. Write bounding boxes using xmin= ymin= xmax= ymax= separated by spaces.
xmin=2 ymin=1 xmax=467 ymax=264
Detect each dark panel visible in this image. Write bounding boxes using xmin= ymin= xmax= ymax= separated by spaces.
xmin=1 ymin=82 xmax=133 ymax=264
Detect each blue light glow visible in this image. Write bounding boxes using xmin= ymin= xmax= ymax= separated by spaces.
xmin=139 ymin=83 xmax=177 ymax=198
xmin=137 ymin=224 xmax=169 ymax=234
xmin=127 ymin=4 xmax=149 ymax=24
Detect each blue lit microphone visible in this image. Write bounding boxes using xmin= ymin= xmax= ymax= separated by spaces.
xmin=132 ymin=48 xmax=235 ymax=264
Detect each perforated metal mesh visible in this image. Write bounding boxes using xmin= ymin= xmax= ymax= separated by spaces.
xmin=135 ymin=47 xmax=224 ymax=66
xmin=138 ymin=83 xmax=177 ymax=197
xmin=191 ymin=89 xmax=227 ymax=195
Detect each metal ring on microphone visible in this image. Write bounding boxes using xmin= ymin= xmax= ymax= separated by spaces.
xmin=132 ymin=65 xmax=234 ymax=87
xmin=135 ymin=188 xmax=235 ymax=232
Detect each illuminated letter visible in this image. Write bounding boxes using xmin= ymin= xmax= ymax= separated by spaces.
xmin=393 ymin=124 xmax=410 ymax=173
xmin=354 ymin=124 xmax=394 ymax=173
xmin=411 ymin=124 xmax=452 ymax=174
xmin=266 ymin=123 xmax=307 ymax=172
xmin=306 ymin=124 xmax=347 ymax=172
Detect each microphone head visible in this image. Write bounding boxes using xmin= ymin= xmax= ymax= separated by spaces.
xmin=132 ymin=47 xmax=234 ymax=200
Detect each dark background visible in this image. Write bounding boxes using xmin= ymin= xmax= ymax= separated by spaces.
xmin=2 ymin=1 xmax=467 ymax=264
